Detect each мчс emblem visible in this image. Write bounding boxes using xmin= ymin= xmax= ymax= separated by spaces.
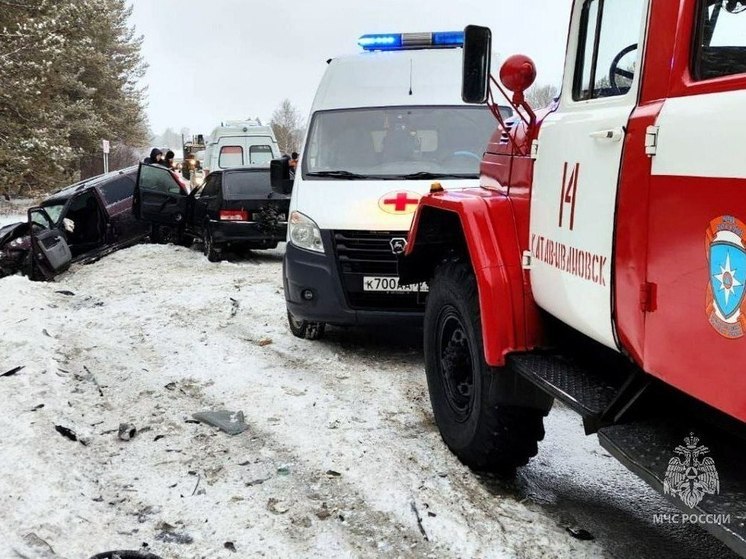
xmin=663 ymin=433 xmax=720 ymax=508
xmin=706 ymin=215 xmax=746 ymax=339
xmin=390 ymin=237 xmax=407 ymax=255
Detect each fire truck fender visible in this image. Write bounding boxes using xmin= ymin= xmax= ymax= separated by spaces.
xmin=400 ymin=191 xmax=527 ymax=366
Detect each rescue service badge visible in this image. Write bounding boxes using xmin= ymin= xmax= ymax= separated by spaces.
xmin=706 ymin=215 xmax=746 ymax=339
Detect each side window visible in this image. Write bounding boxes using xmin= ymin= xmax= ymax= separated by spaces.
xmin=694 ymin=0 xmax=746 ymax=80
xmin=99 ymin=176 xmax=135 ymax=205
xmin=219 ymin=146 xmax=243 ymax=168
xmin=249 ymin=145 xmax=273 ymax=165
xmin=573 ymin=0 xmax=647 ymax=100
xmin=202 ymin=174 xmax=222 ymax=196
xmin=139 ymin=165 xmax=182 ymax=194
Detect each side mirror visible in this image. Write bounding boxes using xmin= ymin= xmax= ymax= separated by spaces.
xmin=270 ymin=158 xmax=294 ymax=195
xmin=462 ymin=25 xmax=492 ymax=104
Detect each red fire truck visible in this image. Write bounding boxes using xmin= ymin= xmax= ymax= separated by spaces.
xmin=399 ymin=1 xmax=746 ymax=554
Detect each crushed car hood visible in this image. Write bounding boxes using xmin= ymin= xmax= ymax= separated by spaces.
xmin=0 ymin=222 xmax=28 ymax=246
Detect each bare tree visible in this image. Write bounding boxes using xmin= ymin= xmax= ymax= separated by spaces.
xmin=270 ymin=99 xmax=304 ymax=155
xmin=525 ymin=84 xmax=559 ymax=109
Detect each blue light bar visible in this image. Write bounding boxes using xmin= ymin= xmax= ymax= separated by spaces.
xmin=358 ymin=31 xmax=464 ymax=51
xmin=433 ymin=31 xmax=465 ymax=46
xmin=358 ymin=34 xmax=403 ymax=50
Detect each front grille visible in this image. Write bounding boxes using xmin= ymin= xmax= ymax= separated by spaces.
xmin=332 ymin=230 xmax=425 ymax=311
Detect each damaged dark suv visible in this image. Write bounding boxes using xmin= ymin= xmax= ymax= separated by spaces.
xmin=0 ymin=167 xmax=150 ymax=280
xmin=134 ymin=164 xmax=289 ymax=261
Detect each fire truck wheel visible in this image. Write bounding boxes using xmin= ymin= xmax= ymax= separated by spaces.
xmin=287 ymin=311 xmax=326 ymax=340
xmin=424 ymin=260 xmax=546 ymax=474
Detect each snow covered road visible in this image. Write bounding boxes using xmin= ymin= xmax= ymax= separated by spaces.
xmin=0 ymin=244 xmax=736 ymax=559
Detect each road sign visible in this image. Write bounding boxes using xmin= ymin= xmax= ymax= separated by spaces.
xmin=102 ymin=139 xmax=110 ymax=154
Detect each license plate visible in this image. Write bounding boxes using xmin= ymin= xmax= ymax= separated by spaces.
xmin=363 ymin=276 xmax=429 ymax=293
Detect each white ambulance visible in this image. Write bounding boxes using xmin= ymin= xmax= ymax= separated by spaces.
xmin=203 ymin=120 xmax=281 ymax=174
xmin=275 ymin=31 xmax=509 ymax=339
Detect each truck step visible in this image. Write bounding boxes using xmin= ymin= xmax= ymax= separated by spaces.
xmin=508 ymin=352 xmax=622 ymax=418
xmin=599 ymin=421 xmax=746 ymax=557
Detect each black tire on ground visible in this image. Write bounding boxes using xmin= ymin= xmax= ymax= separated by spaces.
xmin=424 ymin=259 xmax=547 ymax=474
xmin=203 ymin=227 xmax=222 ymax=262
xmin=287 ymin=310 xmax=326 ymax=340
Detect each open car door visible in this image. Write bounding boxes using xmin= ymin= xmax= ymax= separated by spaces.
xmin=28 ymin=206 xmax=72 ymax=280
xmin=133 ymin=163 xmax=189 ymax=227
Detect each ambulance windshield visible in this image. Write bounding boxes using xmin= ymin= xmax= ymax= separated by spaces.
xmin=303 ymin=106 xmax=507 ymax=179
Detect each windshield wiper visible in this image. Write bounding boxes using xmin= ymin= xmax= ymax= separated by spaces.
xmin=306 ymin=170 xmax=373 ymax=179
xmin=397 ymin=172 xmax=476 ymax=180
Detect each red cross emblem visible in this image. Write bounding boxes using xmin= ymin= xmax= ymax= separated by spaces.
xmin=378 ymin=191 xmax=421 ymax=214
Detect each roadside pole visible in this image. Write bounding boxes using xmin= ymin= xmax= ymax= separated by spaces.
xmin=102 ymin=139 xmax=110 ymax=174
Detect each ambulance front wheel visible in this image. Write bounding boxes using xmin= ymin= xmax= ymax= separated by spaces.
xmin=287 ymin=310 xmax=326 ymax=340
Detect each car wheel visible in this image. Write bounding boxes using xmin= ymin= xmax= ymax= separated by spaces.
xmin=287 ymin=310 xmax=326 ymax=340
xmin=203 ymin=227 xmax=222 ymax=262
xmin=424 ymin=259 xmax=548 ymax=474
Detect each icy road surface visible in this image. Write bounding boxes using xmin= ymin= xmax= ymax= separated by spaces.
xmin=0 ymin=244 xmax=737 ymax=559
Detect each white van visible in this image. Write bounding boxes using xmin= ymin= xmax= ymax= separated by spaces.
xmin=276 ymin=31 xmax=510 ymax=340
xmin=203 ymin=120 xmax=281 ymax=174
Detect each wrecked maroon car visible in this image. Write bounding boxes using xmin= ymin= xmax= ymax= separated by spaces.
xmin=0 ymin=167 xmax=150 ymax=280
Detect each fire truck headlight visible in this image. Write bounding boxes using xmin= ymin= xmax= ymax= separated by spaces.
xmin=289 ymin=211 xmax=324 ymax=254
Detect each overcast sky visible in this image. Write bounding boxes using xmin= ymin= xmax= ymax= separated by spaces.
xmin=128 ymin=0 xmax=572 ymax=137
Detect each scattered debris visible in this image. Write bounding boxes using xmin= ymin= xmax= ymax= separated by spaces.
xmin=89 ymin=551 xmax=163 ymax=559
xmin=118 ymin=423 xmax=137 ymax=441
xmin=229 ymin=297 xmax=239 ymax=317
xmin=276 ymin=464 xmax=291 ymax=476
xmin=83 ymin=365 xmax=105 ymax=397
xmin=55 ymin=290 xmax=75 ymax=296
xmin=1 ymin=365 xmax=23 ymax=377
xmin=325 ymin=470 xmax=342 ymax=478
xmin=291 ymin=515 xmax=312 ymax=528
xmin=55 ymin=425 xmax=78 ymax=442
xmin=191 ymin=474 xmax=201 ymax=496
xmin=192 ymin=410 xmax=249 ymax=435
xmin=164 ymin=382 xmax=176 ymax=391
xmin=21 ymin=532 xmax=56 ymax=556
xmin=267 ymin=497 xmax=290 ymax=515
xmin=30 ymin=403 xmax=45 ymax=411
xmin=258 ymin=337 xmax=272 ymax=347
xmin=315 ymin=503 xmax=331 ymax=520
xmin=224 ymin=542 xmax=237 ymax=553
xmin=245 ymin=476 xmax=271 ymax=487
xmin=410 ymin=500 xmax=429 ymax=541
xmin=153 ymin=434 xmax=165 ymax=442
xmin=42 ymin=329 xmax=53 ymax=338
xmin=155 ymin=531 xmax=193 ymax=545
xmin=566 ymin=526 xmax=594 ymax=541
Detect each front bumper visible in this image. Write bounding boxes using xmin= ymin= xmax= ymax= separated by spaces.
xmin=283 ymin=230 xmax=425 ymax=327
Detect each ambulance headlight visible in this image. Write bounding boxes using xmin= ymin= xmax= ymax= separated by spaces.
xmin=289 ymin=211 xmax=324 ymax=254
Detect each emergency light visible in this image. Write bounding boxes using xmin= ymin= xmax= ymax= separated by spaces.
xmin=358 ymin=31 xmax=464 ymax=51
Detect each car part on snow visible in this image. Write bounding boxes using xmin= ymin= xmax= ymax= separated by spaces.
xmin=287 ymin=311 xmax=326 ymax=340
xmin=117 ymin=422 xmax=137 ymax=441
xmin=54 ymin=425 xmax=79 ymax=442
xmin=1 ymin=365 xmax=23 ymax=377
xmin=192 ymin=410 xmax=249 ymax=435
xmin=89 ymin=551 xmax=163 ymax=559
